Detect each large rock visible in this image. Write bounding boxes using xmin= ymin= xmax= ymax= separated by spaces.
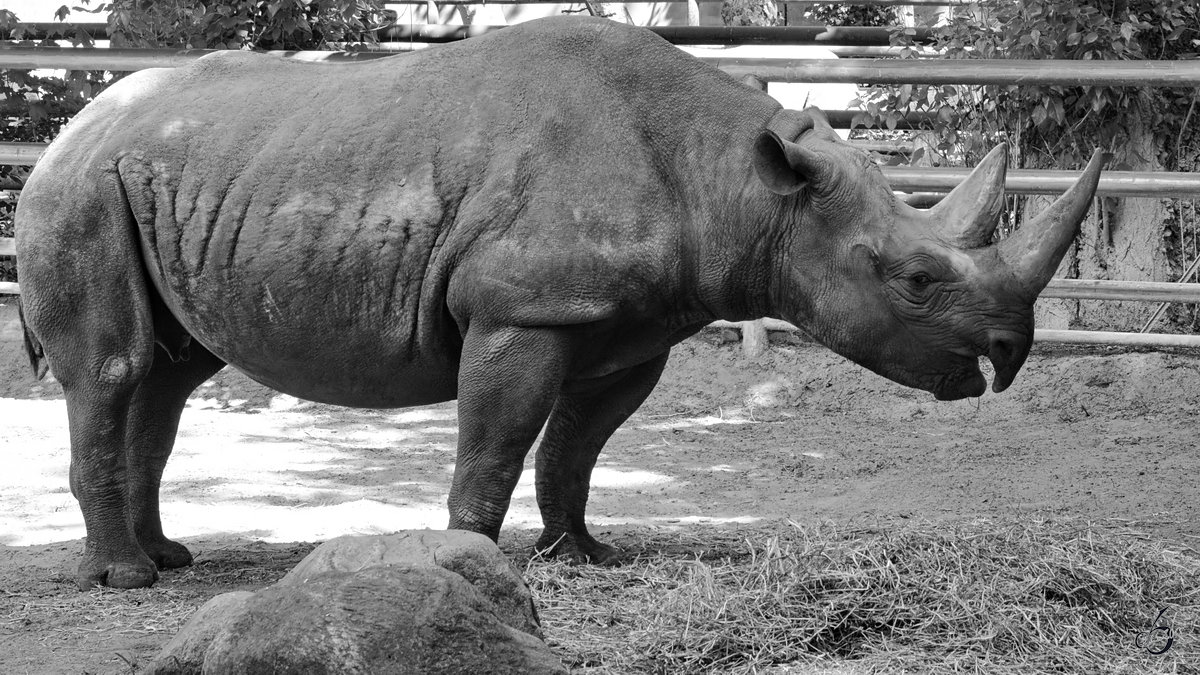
xmin=280 ymin=529 xmax=543 ymax=639
xmin=149 ymin=591 xmax=254 ymax=674
xmin=148 ymin=530 xmax=563 ymax=675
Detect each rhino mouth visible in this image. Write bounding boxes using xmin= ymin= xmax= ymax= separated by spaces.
xmin=931 ymin=361 xmax=988 ymax=401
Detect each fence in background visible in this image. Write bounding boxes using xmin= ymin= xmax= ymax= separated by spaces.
xmin=3 ymin=17 xmax=1200 ymax=351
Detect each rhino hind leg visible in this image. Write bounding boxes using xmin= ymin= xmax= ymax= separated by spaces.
xmin=46 ymin=289 xmax=161 ymax=589
xmin=18 ymin=172 xmax=203 ymax=589
xmin=65 ymin=387 xmax=160 ymax=590
xmin=124 ymin=340 xmax=226 ymax=571
xmin=533 ymin=352 xmax=669 ymax=564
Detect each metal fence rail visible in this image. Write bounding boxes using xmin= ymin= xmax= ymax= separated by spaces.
xmin=884 ymin=167 xmax=1200 ymax=199
xmin=0 ymin=144 xmax=43 ymax=166
xmin=6 ymin=46 xmax=1200 ymax=86
xmin=5 ymin=142 xmax=1200 ymax=197
xmin=711 ymin=320 xmax=1200 ymax=349
xmin=11 ymin=23 xmax=929 ymax=47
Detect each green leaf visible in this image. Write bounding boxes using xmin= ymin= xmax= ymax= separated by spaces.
xmin=1032 ymin=103 xmax=1047 ymax=126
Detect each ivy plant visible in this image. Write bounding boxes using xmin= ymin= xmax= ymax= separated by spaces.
xmin=96 ymin=0 xmax=388 ymax=50
xmin=1 ymin=1 xmax=390 ymax=278
xmin=858 ymin=0 xmax=1200 ymax=171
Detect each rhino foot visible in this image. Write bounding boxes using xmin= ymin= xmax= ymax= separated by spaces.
xmin=76 ymin=555 xmax=159 ymax=591
xmin=142 ymin=537 xmax=194 ymax=571
xmin=534 ymin=531 xmax=622 ymax=566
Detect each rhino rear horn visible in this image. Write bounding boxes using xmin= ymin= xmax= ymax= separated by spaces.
xmin=930 ymin=143 xmax=1008 ymax=248
xmin=998 ymin=150 xmax=1106 ymax=299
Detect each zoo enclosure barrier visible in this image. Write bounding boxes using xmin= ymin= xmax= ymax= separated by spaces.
xmin=3 ymin=17 xmax=1200 ymax=352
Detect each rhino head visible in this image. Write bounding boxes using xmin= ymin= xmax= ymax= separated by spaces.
xmin=752 ymin=109 xmax=1103 ymax=401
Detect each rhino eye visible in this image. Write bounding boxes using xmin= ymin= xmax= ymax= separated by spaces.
xmin=908 ymin=272 xmax=935 ymax=287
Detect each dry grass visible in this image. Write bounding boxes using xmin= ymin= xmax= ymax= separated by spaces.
xmin=3 ymin=525 xmax=1194 ymax=673
xmin=523 ymin=519 xmax=1199 ymax=674
xmin=0 ymin=541 xmax=316 ymax=674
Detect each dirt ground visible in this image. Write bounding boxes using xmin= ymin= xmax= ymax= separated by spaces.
xmin=1 ymin=297 xmax=1199 ymax=673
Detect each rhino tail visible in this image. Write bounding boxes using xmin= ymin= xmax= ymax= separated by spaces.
xmin=17 ymin=299 xmax=49 ymax=381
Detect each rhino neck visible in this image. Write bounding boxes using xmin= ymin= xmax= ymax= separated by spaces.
xmin=692 ymin=170 xmax=851 ymax=334
xmin=691 ymin=199 xmax=790 ymax=324
xmin=662 ymin=104 xmax=798 ymax=324
xmin=682 ymin=154 xmax=805 ymax=324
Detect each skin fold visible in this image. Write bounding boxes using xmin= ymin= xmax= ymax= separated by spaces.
xmin=15 ymin=16 xmax=1103 ymax=589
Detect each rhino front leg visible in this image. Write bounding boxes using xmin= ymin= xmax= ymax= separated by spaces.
xmin=124 ymin=342 xmax=226 ymax=571
xmin=534 ymin=352 xmax=669 ymax=563
xmin=447 ymin=325 xmax=570 ymax=539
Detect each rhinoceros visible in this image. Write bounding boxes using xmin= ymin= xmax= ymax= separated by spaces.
xmin=16 ymin=16 xmax=1102 ymax=590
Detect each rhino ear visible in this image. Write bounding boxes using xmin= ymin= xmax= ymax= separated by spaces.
xmin=753 ymin=131 xmax=806 ymax=195
xmin=753 ymin=130 xmax=823 ymax=196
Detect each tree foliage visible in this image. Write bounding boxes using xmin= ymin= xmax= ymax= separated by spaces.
xmin=1 ymin=8 xmax=104 ymax=141
xmin=795 ymin=3 xmax=896 ymax=27
xmin=0 ymin=1 xmax=389 ymax=176
xmin=859 ymin=0 xmax=1200 ymax=170
xmin=1 ymin=0 xmax=390 ymax=273
xmin=99 ymin=0 xmax=388 ymax=50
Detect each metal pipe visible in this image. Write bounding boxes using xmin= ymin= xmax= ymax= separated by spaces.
xmin=821 ymin=109 xmax=939 ymax=129
xmin=0 ymin=46 xmax=381 ymax=70
xmin=851 ymin=141 xmax=914 ymax=154
xmin=646 ymin=25 xmax=930 ymax=46
xmin=377 ymin=24 xmax=933 ymax=46
xmin=710 ymin=320 xmax=1200 ymax=349
xmin=1140 ymin=255 xmax=1200 ymax=332
xmin=1034 ymin=329 xmax=1200 ymax=348
xmin=0 ymin=144 xmax=43 ymax=166
xmin=0 ymin=278 xmax=1187 ymax=346
xmin=1041 ymin=279 xmax=1200 ymax=303
xmin=4 ymin=22 xmax=107 ymax=39
xmin=261 ymin=53 xmax=1200 ymax=86
xmin=5 ymin=244 xmax=1189 ymax=304
xmin=713 ymin=57 xmax=1200 ymax=86
xmin=884 ymin=167 xmax=1200 ymax=198
xmin=6 ymin=46 xmax=1200 ymax=87
xmin=331 ymin=41 xmax=929 ymax=58
xmin=4 ymin=142 xmax=1200 ymax=197
xmin=12 ymin=21 xmax=935 ymax=45
xmin=713 ymin=280 xmax=1200 ymax=307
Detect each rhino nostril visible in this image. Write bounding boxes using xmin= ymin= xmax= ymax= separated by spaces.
xmin=987 ymin=331 xmax=1030 ymax=393
xmin=989 ymin=334 xmax=1015 ymax=365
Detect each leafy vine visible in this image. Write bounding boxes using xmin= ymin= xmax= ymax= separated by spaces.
xmin=859 ymin=0 xmax=1200 ymax=171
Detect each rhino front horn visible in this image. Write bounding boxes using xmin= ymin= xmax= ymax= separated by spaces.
xmin=931 ymin=143 xmax=1008 ymax=248
xmin=998 ymin=150 xmax=1106 ymax=299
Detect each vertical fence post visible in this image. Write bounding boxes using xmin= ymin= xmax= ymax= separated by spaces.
xmin=739 ymin=320 xmax=769 ymax=357
xmin=687 ymin=0 xmax=700 ymax=26
xmin=735 ymin=68 xmax=768 ymax=358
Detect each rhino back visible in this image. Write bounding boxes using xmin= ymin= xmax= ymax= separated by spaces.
xmin=23 ymin=17 xmax=779 ymax=404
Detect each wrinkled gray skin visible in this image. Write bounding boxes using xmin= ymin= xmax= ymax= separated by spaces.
xmin=16 ymin=17 xmax=1103 ymax=590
